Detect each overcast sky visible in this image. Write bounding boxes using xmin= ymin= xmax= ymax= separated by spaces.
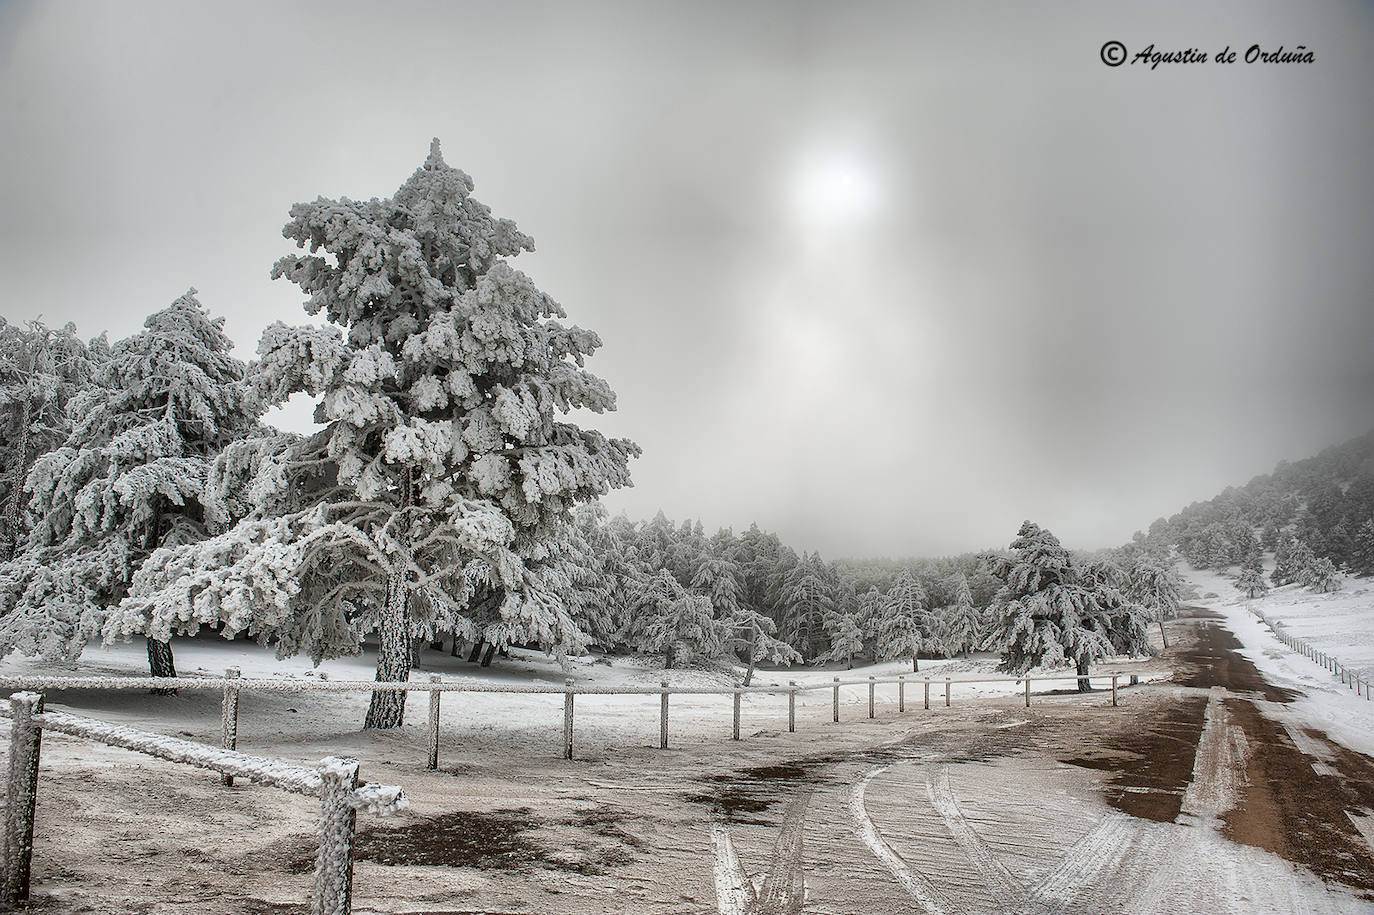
xmin=3 ymin=1 xmax=1373 ymax=559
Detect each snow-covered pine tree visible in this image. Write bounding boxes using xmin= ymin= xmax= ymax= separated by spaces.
xmin=0 ymin=319 xmax=106 ymax=561
xmin=626 ymin=569 xmax=722 ymax=668
xmin=690 ymin=552 xmax=744 ymax=622
xmin=109 ymin=143 xmax=638 ymax=727
xmin=1126 ymin=557 xmax=1181 ymax=647
xmin=1235 ymin=567 xmax=1269 ymax=598
xmin=1 ymin=292 xmax=251 ymax=682
xmin=819 ymin=607 xmax=864 ymax=668
xmin=780 ymin=551 xmax=835 ymax=660
xmin=1271 ymin=538 xmax=1314 ymax=586
xmin=875 ymin=569 xmax=930 ymax=672
xmin=1353 ymin=519 xmax=1374 ymax=577
xmin=981 ymin=522 xmax=1130 ymax=685
xmin=725 ymin=605 xmax=801 ymax=684
xmin=943 ymin=572 xmax=980 ymax=658
xmin=1301 ymin=556 xmax=1341 ymax=593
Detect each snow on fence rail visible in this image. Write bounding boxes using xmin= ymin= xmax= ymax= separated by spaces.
xmin=1246 ymin=607 xmax=1371 ymax=701
xmin=0 ymin=669 xmax=1134 ymax=768
xmin=0 ymin=691 xmax=407 ymax=915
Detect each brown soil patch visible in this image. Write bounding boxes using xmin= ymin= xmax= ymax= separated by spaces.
xmin=1061 ymin=695 xmax=1207 ymax=822
xmin=1222 ymin=698 xmax=1374 ymax=898
xmin=1172 ymin=611 xmax=1298 ymax=702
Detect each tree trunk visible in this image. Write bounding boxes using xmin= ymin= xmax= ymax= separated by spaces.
xmin=364 ymin=570 xmax=411 ymax=728
xmin=743 ymin=655 xmax=756 ymax=687
xmin=1158 ymin=619 xmax=1169 ymax=648
xmin=1076 ymin=657 xmax=1092 ymax=692
xmin=664 ymin=645 xmax=675 ymax=670
xmin=467 ymin=641 xmax=483 ymax=662
xmin=147 ymin=638 xmax=178 ymax=695
xmin=450 ymin=636 xmax=461 ymax=657
xmin=365 ymin=468 xmax=414 ymax=729
xmin=480 ymin=643 xmax=497 ymax=667
xmin=913 ymin=653 xmax=919 ymax=673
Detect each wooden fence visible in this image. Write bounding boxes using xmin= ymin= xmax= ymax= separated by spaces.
xmin=0 ymin=691 xmax=407 ymax=915
xmin=0 ymin=669 xmax=1134 ymax=769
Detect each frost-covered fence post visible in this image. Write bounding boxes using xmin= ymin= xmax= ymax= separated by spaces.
xmin=2 ymin=692 xmax=43 ymax=905
xmin=426 ymin=675 xmax=441 ymax=770
xmin=312 ymin=757 xmax=359 ymax=915
xmin=1024 ymin=677 xmax=1031 ymax=708
xmin=563 ymin=679 xmax=575 ymax=760
xmin=868 ymin=677 xmax=875 ymax=719
xmin=832 ymin=677 xmax=840 ymax=723
xmin=732 ymin=689 xmax=741 ymax=741
xmin=923 ymin=678 xmax=930 ymax=711
xmin=945 ymin=677 xmax=951 ymax=708
xmin=660 ymin=681 xmax=669 ymax=750
xmin=898 ymin=676 xmax=906 ymax=712
xmin=788 ymin=682 xmax=797 ymax=733
xmin=1111 ymin=675 xmax=1118 ymax=707
xmin=220 ymin=667 xmax=241 ymax=787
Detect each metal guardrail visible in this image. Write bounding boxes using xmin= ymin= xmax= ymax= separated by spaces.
xmin=0 ymin=691 xmax=407 ymax=915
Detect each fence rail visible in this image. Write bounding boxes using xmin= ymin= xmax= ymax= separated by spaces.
xmin=1247 ymin=608 xmax=1370 ymax=700
xmin=0 ymin=691 xmax=407 ymax=915
xmin=0 ymin=668 xmax=1137 ymax=769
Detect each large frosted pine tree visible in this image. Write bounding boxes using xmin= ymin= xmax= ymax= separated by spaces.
xmin=110 ymin=142 xmax=637 ymax=727
xmin=982 ymin=522 xmax=1148 ymax=687
xmin=1 ymin=292 xmax=250 ymax=679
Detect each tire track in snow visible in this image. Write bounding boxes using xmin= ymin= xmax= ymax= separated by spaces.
xmin=712 ymin=789 xmax=813 ymax=915
xmin=1018 ymin=811 xmax=1136 ymax=914
xmin=849 ymin=765 xmax=956 ymax=915
xmin=925 ymin=765 xmax=1026 ymax=912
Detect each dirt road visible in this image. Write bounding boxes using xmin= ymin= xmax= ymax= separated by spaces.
xmin=13 ymin=610 xmax=1374 ymax=914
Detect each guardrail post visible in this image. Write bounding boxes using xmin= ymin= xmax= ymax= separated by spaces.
xmin=788 ymin=682 xmax=796 ymax=732
xmin=1111 ymin=675 xmax=1118 ymax=707
xmin=945 ymin=677 xmax=951 ymax=708
xmin=1025 ymin=677 xmax=1031 ymax=707
xmin=732 ymin=689 xmax=741 ymax=740
xmin=563 ymin=678 xmax=575 ymax=760
xmin=660 ymin=681 xmax=669 ymax=749
xmin=3 ymin=691 xmax=43 ymax=905
xmin=220 ymin=667 xmax=241 ymax=787
xmin=832 ymin=677 xmax=840 ymax=723
xmin=923 ymin=678 xmax=930 ymax=711
xmin=898 ymin=676 xmax=905 ymax=712
xmin=426 ymin=675 xmax=441 ymax=770
xmin=868 ymin=677 xmax=875 ymax=719
xmin=312 ymin=757 xmax=360 ymax=915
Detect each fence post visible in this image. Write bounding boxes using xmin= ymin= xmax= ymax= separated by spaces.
xmin=3 ymin=692 xmax=44 ymax=906
xmin=923 ymin=678 xmax=930 ymax=711
xmin=868 ymin=677 xmax=875 ymax=719
xmin=1111 ymin=675 xmax=1118 ymax=707
xmin=312 ymin=757 xmax=360 ymax=915
xmin=426 ymin=675 xmax=441 ymax=771
xmin=563 ymin=678 xmax=575 ymax=760
xmin=945 ymin=677 xmax=951 ymax=708
xmin=898 ymin=676 xmax=905 ymax=712
xmin=732 ymin=689 xmax=741 ymax=740
xmin=220 ymin=667 xmax=241 ymax=787
xmin=832 ymin=677 xmax=840 ymax=723
xmin=660 ymin=681 xmax=669 ymax=750
xmin=1025 ymin=677 xmax=1031 ymax=708
xmin=788 ymin=682 xmax=796 ymax=733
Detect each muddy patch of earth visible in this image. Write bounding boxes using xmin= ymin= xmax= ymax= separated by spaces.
xmin=1172 ymin=609 xmax=1298 ymax=702
xmin=1061 ymin=695 xmax=1207 ymax=822
xmin=1222 ymin=699 xmax=1374 ymax=899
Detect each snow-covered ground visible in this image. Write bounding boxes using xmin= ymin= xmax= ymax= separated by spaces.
xmin=1180 ymin=563 xmax=1374 ymax=758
